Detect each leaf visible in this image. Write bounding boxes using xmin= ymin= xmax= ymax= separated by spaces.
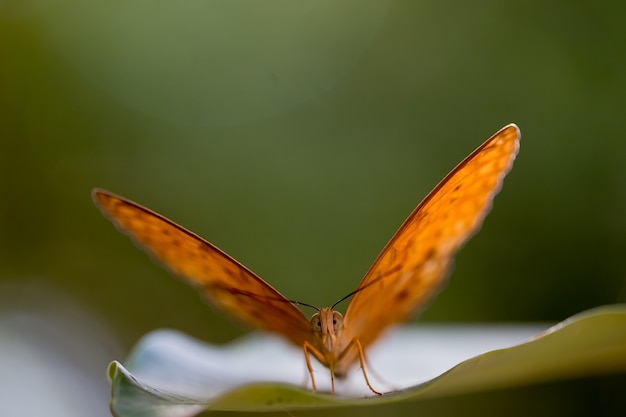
xmin=109 ymin=305 xmax=626 ymax=416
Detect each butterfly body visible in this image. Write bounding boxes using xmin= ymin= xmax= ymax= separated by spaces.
xmin=93 ymin=123 xmax=520 ymax=395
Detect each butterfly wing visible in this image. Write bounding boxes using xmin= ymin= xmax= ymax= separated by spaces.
xmin=340 ymin=124 xmax=520 ymax=351
xmin=93 ymin=189 xmax=315 ymax=347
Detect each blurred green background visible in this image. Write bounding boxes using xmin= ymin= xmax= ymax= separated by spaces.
xmin=1 ymin=1 xmax=625 ymax=416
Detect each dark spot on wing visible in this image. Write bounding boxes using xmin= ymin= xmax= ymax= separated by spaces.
xmin=395 ymin=289 xmax=409 ymax=302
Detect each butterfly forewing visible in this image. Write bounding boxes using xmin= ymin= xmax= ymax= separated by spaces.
xmin=340 ymin=124 xmax=520 ymax=354
xmin=93 ymin=190 xmax=315 ymax=347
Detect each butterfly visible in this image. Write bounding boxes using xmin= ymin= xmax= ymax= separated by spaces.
xmin=93 ymin=123 xmax=520 ymax=395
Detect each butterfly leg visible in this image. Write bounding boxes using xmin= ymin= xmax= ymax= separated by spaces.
xmin=303 ymin=341 xmax=339 ymax=394
xmin=339 ymin=338 xmax=382 ymax=395
xmin=303 ymin=341 xmax=320 ymax=393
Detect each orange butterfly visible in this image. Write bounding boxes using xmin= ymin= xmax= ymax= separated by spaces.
xmin=93 ymin=124 xmax=520 ymax=395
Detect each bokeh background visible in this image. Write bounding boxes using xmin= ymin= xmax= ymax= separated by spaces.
xmin=1 ymin=1 xmax=625 ymax=416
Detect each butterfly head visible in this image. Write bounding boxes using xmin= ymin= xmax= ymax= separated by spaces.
xmin=310 ymin=308 xmax=344 ymax=352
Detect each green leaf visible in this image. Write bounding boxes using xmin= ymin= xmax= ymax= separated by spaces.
xmin=110 ymin=305 xmax=626 ymax=416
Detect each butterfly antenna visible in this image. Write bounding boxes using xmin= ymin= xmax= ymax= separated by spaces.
xmin=221 ymin=286 xmax=320 ymax=312
xmin=331 ymin=287 xmax=361 ymax=309
xmin=288 ymin=300 xmax=320 ymax=312
xmin=331 ymin=274 xmax=387 ymax=309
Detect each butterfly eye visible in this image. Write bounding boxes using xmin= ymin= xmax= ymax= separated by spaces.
xmin=332 ymin=311 xmax=343 ymax=333
xmin=310 ymin=313 xmax=322 ymax=334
